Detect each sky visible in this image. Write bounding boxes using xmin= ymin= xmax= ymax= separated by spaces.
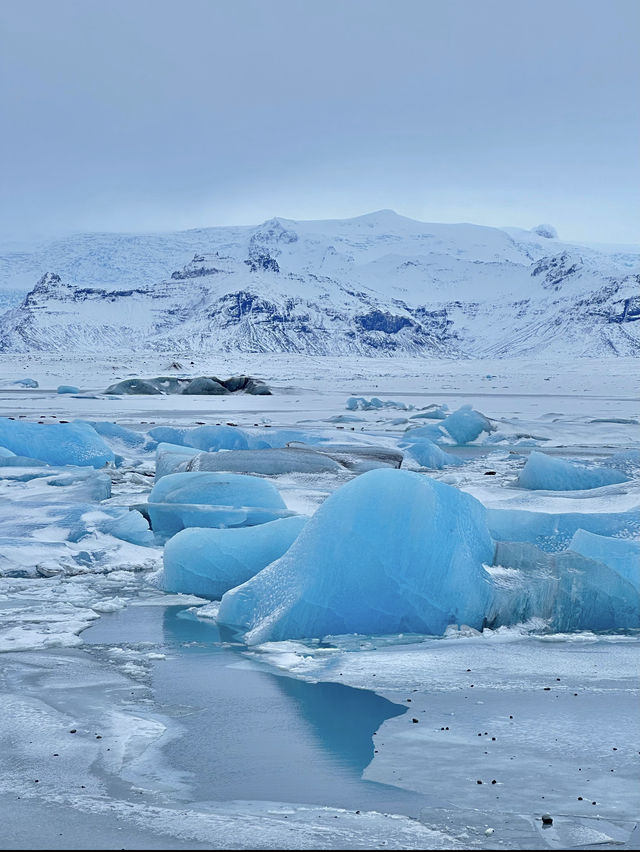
xmin=1 ymin=0 xmax=638 ymax=244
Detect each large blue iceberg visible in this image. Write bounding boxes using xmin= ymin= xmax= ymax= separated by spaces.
xmin=216 ymin=469 xmax=639 ymax=643
xmin=517 ymin=451 xmax=629 ymax=491
xmin=163 ymin=516 xmax=307 ymax=599
xmin=147 ymin=471 xmax=292 ymax=538
xmin=0 ymin=418 xmax=114 ymax=467
xmin=217 ymin=469 xmax=495 ymax=643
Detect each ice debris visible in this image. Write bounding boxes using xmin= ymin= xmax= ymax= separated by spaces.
xmin=0 ymin=418 xmax=114 ymax=467
xmin=404 ymin=439 xmax=463 ymax=470
xmin=163 ymin=516 xmax=307 ymax=599
xmin=346 ymin=396 xmax=414 ymax=411
xmin=517 ymin=451 xmax=629 ymax=491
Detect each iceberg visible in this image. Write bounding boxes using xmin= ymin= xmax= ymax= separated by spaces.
xmin=163 ymin=516 xmax=307 ymax=599
xmin=147 ymin=471 xmax=292 ymax=538
xmin=569 ymin=529 xmax=640 ymax=592
xmin=400 ymin=423 xmax=445 ymax=444
xmin=404 ymin=439 xmax=463 ymax=469
xmin=155 ymin=443 xmax=200 ymax=479
xmin=0 ymin=418 xmax=114 ymax=468
xmin=57 ymin=385 xmax=80 ymax=394
xmin=489 ymin=540 xmax=639 ymax=631
xmin=439 ymin=405 xmax=495 ymax=444
xmin=346 ymin=397 xmax=414 ymax=411
xmin=217 ymin=469 xmax=495 ymax=643
xmin=517 ymin=451 xmax=629 ymax=491
xmin=409 ymin=404 xmax=449 ymax=420
xmin=78 ymin=420 xmax=146 ymax=448
xmin=12 ymin=377 xmax=38 ymax=388
xmin=185 ymin=447 xmax=344 ymax=475
xmin=487 ymin=506 xmax=640 ymax=551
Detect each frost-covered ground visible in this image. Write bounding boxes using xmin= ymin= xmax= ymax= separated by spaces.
xmin=0 ymin=353 xmax=638 ymax=850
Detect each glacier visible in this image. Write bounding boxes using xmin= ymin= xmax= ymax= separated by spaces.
xmin=163 ymin=516 xmax=307 ymax=599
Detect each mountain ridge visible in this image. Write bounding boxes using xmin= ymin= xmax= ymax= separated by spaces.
xmin=1 ymin=212 xmax=638 ymax=358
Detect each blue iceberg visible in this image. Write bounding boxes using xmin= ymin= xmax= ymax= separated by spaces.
xmin=0 ymin=418 xmax=114 ymax=468
xmin=487 ymin=507 xmax=640 ymax=551
xmin=57 ymin=385 xmax=80 ymax=394
xmin=147 ymin=471 xmax=292 ymax=538
xmin=79 ymin=420 xmax=146 ymax=448
xmin=404 ymin=439 xmax=463 ymax=469
xmin=217 ymin=469 xmax=495 ymax=643
xmin=517 ymin=451 xmax=630 ymax=491
xmin=163 ymin=516 xmax=307 ymax=599
xmin=489 ymin=540 xmax=638 ymax=631
xmin=569 ymin=530 xmax=640 ymax=593
xmin=439 ymin=405 xmax=494 ymax=444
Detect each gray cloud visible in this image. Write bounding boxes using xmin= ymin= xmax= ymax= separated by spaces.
xmin=1 ymin=0 xmax=638 ymax=243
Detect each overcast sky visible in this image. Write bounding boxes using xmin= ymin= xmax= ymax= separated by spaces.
xmin=1 ymin=0 xmax=638 ymax=243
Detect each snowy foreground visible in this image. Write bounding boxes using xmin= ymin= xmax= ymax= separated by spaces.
xmin=0 ymin=353 xmax=638 ymax=850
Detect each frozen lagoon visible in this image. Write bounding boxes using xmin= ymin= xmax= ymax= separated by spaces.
xmin=0 ymin=353 xmax=638 ymax=849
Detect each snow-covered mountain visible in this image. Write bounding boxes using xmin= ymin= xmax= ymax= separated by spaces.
xmin=1 ymin=210 xmax=638 ymax=357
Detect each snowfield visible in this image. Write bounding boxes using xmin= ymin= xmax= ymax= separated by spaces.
xmin=0 ymin=351 xmax=637 ymax=850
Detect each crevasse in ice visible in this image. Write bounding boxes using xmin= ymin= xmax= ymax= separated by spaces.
xmin=517 ymin=451 xmax=629 ymax=491
xmin=163 ymin=516 xmax=307 ymax=599
xmin=0 ymin=418 xmax=114 ymax=467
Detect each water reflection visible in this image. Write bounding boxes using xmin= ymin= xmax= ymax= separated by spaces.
xmin=86 ymin=604 xmax=426 ymax=814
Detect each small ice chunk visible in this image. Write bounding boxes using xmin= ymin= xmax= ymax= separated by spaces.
xmin=0 ymin=418 xmax=114 ymax=467
xmin=404 ymin=439 xmax=463 ymax=469
xmin=517 ymin=451 xmax=629 ymax=491
xmin=439 ymin=405 xmax=495 ymax=444
xmin=218 ymin=469 xmax=495 ymax=643
xmin=57 ymin=385 xmax=80 ymax=394
xmin=163 ymin=516 xmax=307 ymax=599
xmin=12 ymin=377 xmax=38 ymax=388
